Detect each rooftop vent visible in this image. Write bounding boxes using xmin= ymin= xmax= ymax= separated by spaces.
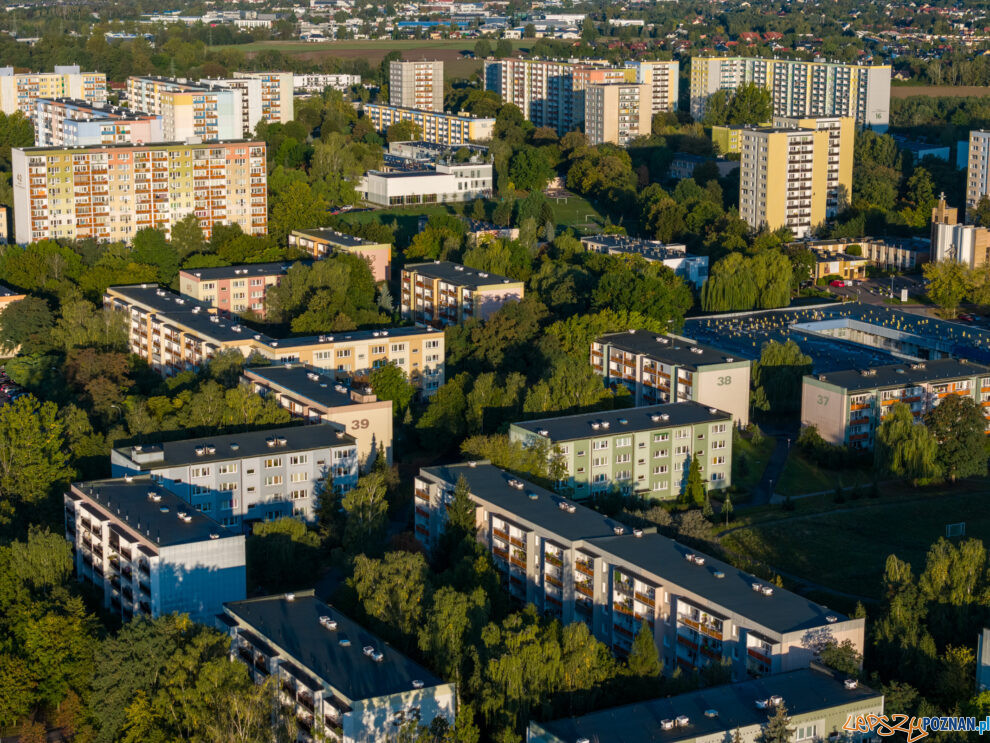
xmin=691 ymin=347 xmax=704 ymax=354
xmin=508 ymin=479 xmax=524 ymax=490
xmin=179 ymin=513 xmax=192 ymax=523
xmin=761 ymin=586 xmax=774 ymax=597
xmin=660 ymin=720 xmax=675 ymax=730
xmin=633 ymin=529 xmax=643 ymax=538
xmin=825 ymin=615 xmax=838 ymax=623
xmin=230 ymin=443 xmax=239 ymax=451
xmin=685 ymin=553 xmax=696 ymax=562
xmin=651 ymin=414 xmax=661 ymax=422
xmin=468 ymin=461 xmax=477 ymax=468
xmin=591 ymin=422 xmax=601 ymax=430
xmin=705 ymin=709 xmax=718 ymax=719
xmin=752 ymin=582 xmax=763 ymax=592
xmin=601 ymin=421 xmax=610 ymax=429
xmin=338 ymin=634 xmax=351 ymax=647
xmin=844 ymin=679 xmax=859 ymax=690
xmin=627 ymin=329 xmax=636 ymax=334
xmin=319 ymin=615 xmax=338 ymax=631
xmin=266 ymin=438 xmax=277 ymax=447
xmin=755 ymin=699 xmax=769 ymax=710
xmin=676 ymin=716 xmax=690 ymax=727
xmin=209 ymin=533 xmax=219 ymax=539
xmin=412 ymin=680 xmax=425 ymax=689
xmin=708 ymin=407 xmax=717 ymax=414
xmin=618 ymin=418 xmax=628 ymax=425
xmin=276 ymin=436 xmax=287 ymax=446
xmin=159 ymin=506 xmax=169 ymax=513
xmin=195 ymin=446 xmax=207 ymax=456
xmin=124 ymin=474 xmax=133 ymax=483
xmin=528 ymin=492 xmax=539 ymax=501
xmin=537 ymin=429 xmax=549 ymax=436
xmin=769 ymin=695 xmax=783 ymax=706
xmin=713 ymin=570 xmax=725 ymax=579
xmin=307 ymin=372 xmax=319 ymax=381
xmin=206 ymin=445 xmax=216 ymax=454
xmin=362 ymin=645 xmax=375 ymax=657
xmin=612 ymin=526 xmax=624 ymax=536
xmin=285 ymin=593 xmax=296 ymax=601
xmin=148 ymin=491 xmax=162 ymax=502
xmin=661 ymin=413 xmax=670 ymax=421
xmin=336 ymin=431 xmax=345 ymax=439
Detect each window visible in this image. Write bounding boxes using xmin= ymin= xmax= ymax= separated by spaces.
xmin=576 ymin=450 xmax=586 ymax=457
xmin=289 ymin=454 xmax=308 ymax=465
xmin=219 ymin=482 xmax=237 ymax=491
xmin=290 ymin=489 xmax=308 ymax=500
xmin=675 ymin=429 xmax=689 ymax=439
xmin=712 ymin=456 xmax=726 ymax=466
xmin=652 ymin=481 xmax=669 ymax=491
xmin=674 ymin=445 xmax=689 ymax=455
xmin=653 ymin=465 xmax=668 ymax=475
xmin=218 ymin=463 xmax=238 ymax=474
xmin=615 ymin=437 xmax=631 ymax=447
xmin=592 ymin=439 xmax=609 ymax=451
xmin=191 ymin=484 xmax=209 ymax=495
xmin=712 ymin=440 xmax=726 ymax=450
xmin=190 ymin=466 xmax=211 ymax=479
xmin=711 ymin=423 xmax=727 ymax=434
xmin=711 ymin=472 xmax=725 ymax=482
xmin=795 ymin=725 xmax=817 ymax=741
xmin=592 ymin=457 xmax=607 ymax=468
xmin=615 ymin=453 xmax=630 ymax=464
xmin=264 ymin=475 xmax=283 ymax=486
xmin=290 ymin=471 xmax=307 ymax=483
xmin=653 ymin=449 xmax=668 ymax=459
xmin=264 ymin=457 xmax=282 ymax=468
xmin=653 ymin=432 xmax=669 ymax=442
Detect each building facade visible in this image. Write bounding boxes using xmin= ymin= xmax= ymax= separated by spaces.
xmin=508 ymin=402 xmax=733 ymax=499
xmin=362 ymin=104 xmax=494 ymax=145
xmin=178 ymin=261 xmax=295 ymax=318
xmin=33 ymin=98 xmax=164 ymax=147
xmin=126 ymin=77 xmax=242 ymax=141
xmin=579 ymin=235 xmax=708 ymax=288
xmin=739 ymin=126 xmax=828 ymax=237
xmin=585 ymin=82 xmax=652 ymax=146
xmin=788 ymin=237 xmax=930 ymax=273
xmin=0 ymin=65 xmax=106 ymax=115
xmin=593 ymin=330 xmax=752 ymax=426
xmin=389 ymin=60 xmax=443 ymax=111
xmin=689 ymin=57 xmax=891 ymax=128
xmin=401 ymin=261 xmax=524 ymax=326
xmin=110 ymin=424 xmax=358 ymax=527
xmin=967 ymin=130 xmax=990 ymax=219
xmin=934 ymin=197 xmax=990 ymax=267
xmin=105 ymin=285 xmax=445 ymax=393
xmin=773 ymin=116 xmax=854 ymax=217
xmin=242 ymin=364 xmax=393 ymax=470
xmin=801 ymin=358 xmax=990 ymax=449
xmin=65 ymin=477 xmax=245 ymax=623
xmin=414 ymin=463 xmax=864 ymax=676
xmin=294 ymin=73 xmax=361 ymax=93
xmin=12 ymin=140 xmax=267 ymax=244
xmin=220 ymin=592 xmax=456 ymax=742
xmin=362 ymin=161 xmax=492 ymax=207
xmin=288 ymin=228 xmax=392 ymax=281
xmin=626 ymin=59 xmax=679 ymax=114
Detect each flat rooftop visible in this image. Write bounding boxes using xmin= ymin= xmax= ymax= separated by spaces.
xmin=17 ymin=139 xmax=262 ymax=153
xmin=224 ymin=592 xmax=445 ymax=701
xmin=582 ymin=235 xmax=691 ymax=261
xmin=179 ymin=261 xmax=301 ymax=282
xmin=38 ymin=97 xmax=159 ymax=120
xmin=71 ymin=476 xmax=236 ymax=547
xmin=513 ymin=401 xmax=731 ymax=442
xmin=0 ymin=284 xmax=24 ymax=297
xmin=405 ymin=260 xmax=519 ymax=288
xmin=421 ymin=463 xmax=628 ymax=543
xmin=533 ymin=667 xmax=879 ymax=743
xmin=114 ymin=423 xmax=356 ymax=467
xmin=291 ymin=228 xmax=388 ymax=248
xmin=597 ymin=329 xmax=744 ymax=370
xmin=810 ymin=357 xmax=990 ymax=393
xmin=366 ymin=169 xmax=438 ymax=179
xmin=244 ymin=364 xmax=374 ymax=408
xmin=270 ymin=324 xmax=441 ymax=348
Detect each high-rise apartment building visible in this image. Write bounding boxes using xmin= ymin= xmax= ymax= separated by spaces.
xmin=11 ymin=140 xmax=267 ymax=244
xmin=65 ymin=476 xmax=246 ymax=623
xmin=689 ymin=57 xmax=891 ymax=129
xmin=33 ymin=98 xmax=164 ymax=147
xmin=585 ymin=83 xmax=652 ymax=146
xmin=362 ymin=104 xmax=494 ymax=145
xmin=389 ymin=60 xmax=443 ymax=112
xmin=966 ymin=130 xmax=990 ymax=219
xmin=126 ymin=77 xmax=242 ymax=141
xmin=625 ymin=60 xmax=679 ymax=114
xmin=205 ymin=72 xmax=294 ymax=133
xmin=773 ymin=116 xmax=854 ymax=217
xmin=592 ymin=330 xmax=752 ymax=427
xmin=400 ymin=261 xmax=524 ymax=327
xmin=738 ymin=126 xmax=829 ymax=237
xmin=932 ymin=197 xmax=990 ymax=268
xmin=0 ymin=65 xmax=106 ymax=115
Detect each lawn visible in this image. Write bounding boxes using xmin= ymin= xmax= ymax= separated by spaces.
xmin=721 ymin=485 xmax=990 ymax=599
xmin=775 ymin=450 xmax=871 ymax=497
xmin=547 ymin=194 xmax=606 ymax=233
xmin=731 ymin=432 xmax=776 ymax=494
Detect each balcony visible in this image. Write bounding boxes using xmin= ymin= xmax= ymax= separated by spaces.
xmin=575 ymin=560 xmax=594 ymax=577
xmin=747 ymin=647 xmax=771 ymax=665
xmin=575 ymin=582 xmax=593 ymax=598
xmin=634 ymin=591 xmax=655 ymax=607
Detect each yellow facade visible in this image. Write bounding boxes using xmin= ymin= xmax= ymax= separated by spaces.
xmin=363 ymin=104 xmax=494 ymax=145
xmin=773 ymin=116 xmax=854 ymax=216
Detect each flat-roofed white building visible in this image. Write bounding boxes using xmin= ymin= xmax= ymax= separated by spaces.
xmin=362 ymin=161 xmax=493 ymax=206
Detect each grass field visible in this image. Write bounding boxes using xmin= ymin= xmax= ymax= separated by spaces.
xmin=775 ymin=450 xmax=871 ymax=497
xmin=891 ymin=84 xmax=990 ymax=99
xmin=722 ymin=486 xmax=990 ymax=599
xmin=731 ymin=433 xmax=776 ymax=494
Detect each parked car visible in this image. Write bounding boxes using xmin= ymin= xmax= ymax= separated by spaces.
xmin=829 ymin=279 xmax=846 ymax=288
xmin=958 ymin=313 xmax=976 ymax=323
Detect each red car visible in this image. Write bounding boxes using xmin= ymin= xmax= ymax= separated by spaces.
xmin=829 ymin=279 xmax=845 ymax=288
xmin=958 ymin=313 xmax=976 ymax=323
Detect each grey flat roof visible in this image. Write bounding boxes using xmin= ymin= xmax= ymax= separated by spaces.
xmin=513 ymin=401 xmax=730 ymax=442
xmin=270 ymin=324 xmax=441 ymax=347
xmin=421 ymin=463 xmax=629 ymax=544
xmin=0 ymin=284 xmax=23 ymax=297
xmin=405 ymin=260 xmax=518 ymax=288
xmin=534 ymin=667 xmax=880 ymax=743
xmin=17 ymin=139 xmax=262 ymax=153
xmin=244 ymin=364 xmax=367 ymax=408
xmin=115 ymin=423 xmax=355 ymax=467
xmin=179 ymin=261 xmax=301 ymax=282
xmin=810 ymin=358 xmax=990 ymax=393
xmin=597 ymin=329 xmax=744 ymax=370
xmin=224 ymin=592 xmax=445 ymax=701
xmin=366 ymin=169 xmax=437 ymax=178
xmin=291 ymin=228 xmax=386 ymax=248
xmin=584 ymin=532 xmax=847 ymax=635
xmin=72 ymin=476 xmax=236 ymax=547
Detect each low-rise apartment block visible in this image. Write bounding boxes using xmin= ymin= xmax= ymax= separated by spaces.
xmin=105 ymin=285 xmax=445 ymax=393
xmin=585 ymin=82 xmax=652 ymax=146
xmin=362 ymin=104 xmax=495 ymax=146
xmin=220 ymin=592 xmax=456 ymax=741
xmin=787 ymin=237 xmax=930 ymax=273
xmin=288 ymin=228 xmax=391 ymax=281
xmin=593 ymin=330 xmax=752 ymax=426
xmin=65 ymin=476 xmax=245 ymax=623
xmin=178 ymin=261 xmax=296 ymax=318
xmin=111 ymin=424 xmax=358 ymax=527
xmin=401 ymin=261 xmax=523 ymax=327
xmin=508 ymin=402 xmax=733 ymax=500
xmin=243 ymin=364 xmax=393 ymax=470
xmin=0 ymin=65 xmax=106 ymax=115
xmin=802 ymin=359 xmax=990 ymax=449
xmin=414 ymin=463 xmax=864 ymax=676
xmin=580 ymin=234 xmax=709 ymax=288
xmin=293 ymin=73 xmax=361 ymax=93
xmin=389 ymin=60 xmax=443 ymax=112
xmin=529 ymin=666 xmax=883 ymax=743
xmin=33 ymin=98 xmax=164 ymax=147
xmin=362 ymin=161 xmax=493 ymax=206
xmin=12 ymin=140 xmax=267 ymax=244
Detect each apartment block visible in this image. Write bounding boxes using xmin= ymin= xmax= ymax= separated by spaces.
xmin=585 ymin=83 xmax=652 ymax=146
xmin=228 ymin=71 xmax=294 ymax=128
xmin=774 ymin=116 xmax=854 ymax=217
xmin=401 ymin=261 xmax=524 ymax=327
xmin=788 ymin=236 xmax=930 ymax=273
xmin=414 ymin=463 xmax=864 ymax=676
xmin=710 ymin=124 xmax=756 ymax=155
xmin=105 ymin=285 xmax=445 ymax=393
xmin=580 ymin=234 xmax=708 ymax=288
xmin=484 ymin=58 xmax=634 ymax=135
xmin=593 ymin=330 xmax=752 ymax=426
xmin=110 ymin=424 xmax=358 ymax=527
xmin=689 ymin=57 xmax=891 ymax=128
xmin=294 ymin=73 xmax=361 ymax=93
xmin=626 ymin=59 xmax=679 ymax=114
xmin=33 ymin=98 xmax=164 ymax=147
xmin=529 ymin=666 xmax=883 ymax=743
xmin=64 ymin=476 xmax=245 ymax=623
xmin=0 ymin=65 xmax=106 ymax=115
xmin=968 ymin=131 xmax=990 ymax=220
xmin=508 ymin=402 xmax=733 ymax=500
xmin=801 ymin=358 xmax=990 ymax=449
xmin=739 ymin=126 xmax=829 ymax=237
xmin=12 ymin=140 xmax=267 ymax=244
xmin=178 ymin=261 xmax=296 ymax=318
xmin=288 ymin=228 xmax=392 ymax=281
xmin=362 ymin=103 xmax=494 ymax=145
xmin=362 ymin=161 xmax=493 ymax=207
xmin=220 ymin=592 xmax=456 ymax=741
xmin=389 ymin=60 xmax=443 ymax=112
xmin=125 ymin=77 xmax=242 ymax=141
xmin=932 ymin=197 xmax=990 ymax=267
xmin=242 ymin=364 xmax=393 ymax=470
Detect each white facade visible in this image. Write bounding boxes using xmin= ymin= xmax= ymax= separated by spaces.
xmin=362 ymin=162 xmax=492 ymax=206
xmin=967 ymin=130 xmax=990 ymax=219
xmin=294 ymin=73 xmax=362 ymax=93
xmin=932 ymin=220 xmax=988 ymax=268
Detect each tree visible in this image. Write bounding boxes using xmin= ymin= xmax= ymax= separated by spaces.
xmin=494 ymin=39 xmax=513 ymax=59
xmin=759 ymin=703 xmax=795 ymax=743
xmin=924 ymin=393 xmax=988 ymax=481
xmin=246 ymin=517 xmax=321 ymax=592
xmin=923 ymin=259 xmax=970 ymax=317
xmin=0 ymin=296 xmax=54 ymax=355
xmin=750 ymin=340 xmax=812 ymax=416
xmin=701 ymin=89 xmax=730 ymax=126
xmin=973 ymin=196 xmax=990 ymax=227
xmin=508 ymin=147 xmax=553 ymax=192
xmin=170 ymin=214 xmax=206 ymax=259
xmin=819 ymin=639 xmax=862 ymax=676
xmin=341 ymin=472 xmax=390 ymax=555
xmin=387 ymin=119 xmax=422 ymax=142
xmin=418 ymin=586 xmax=488 ymax=685
xmin=350 ymin=551 xmax=431 ymax=649
xmin=132 ymin=227 xmax=180 ymax=284
xmin=874 ymin=402 xmax=941 ymax=485
xmin=370 ymin=363 xmax=415 ymax=415
xmin=473 ymin=39 xmax=491 ymax=58
xmin=625 ymin=621 xmax=662 ymax=684
xmin=681 ymin=456 xmax=706 ymax=507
